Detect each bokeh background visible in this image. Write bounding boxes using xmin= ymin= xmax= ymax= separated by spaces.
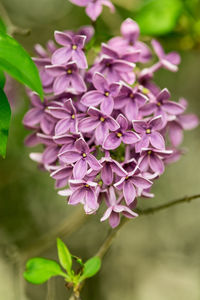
xmin=0 ymin=0 xmax=200 ymax=299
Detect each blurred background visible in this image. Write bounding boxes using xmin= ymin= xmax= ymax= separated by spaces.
xmin=0 ymin=0 xmax=200 ymax=299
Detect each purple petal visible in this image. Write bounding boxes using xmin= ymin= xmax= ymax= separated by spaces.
xmin=123 ymin=180 xmax=136 ymax=205
xmin=81 ymin=91 xmax=103 ymax=106
xmin=23 ymin=108 xmax=43 ymax=127
xmin=117 ymin=114 xmax=128 ymax=131
xmin=59 ymin=150 xmax=81 ymax=163
xmin=150 ymin=132 xmax=165 ymax=149
xmin=168 ymin=122 xmax=183 ymax=147
xmin=72 ymin=50 xmax=88 ymax=69
xmin=162 ymin=101 xmax=185 ymax=115
xmin=149 ymin=154 xmax=164 ymax=174
xmin=101 ymin=163 xmax=113 ymax=185
xmin=131 ymin=176 xmax=152 ymax=189
xmin=54 ymin=31 xmax=72 ymax=46
xmin=87 ymin=154 xmax=102 ymax=170
xmin=79 ymin=117 xmax=99 ymax=132
xmin=86 ymin=2 xmax=102 ymax=21
xmin=121 ymin=18 xmax=140 ymax=43
xmin=70 ymin=73 xmax=87 ymax=93
xmin=122 ymin=131 xmax=140 ymax=144
xmin=75 ymin=138 xmax=89 ymax=153
xmin=73 ymin=158 xmax=87 ymax=179
xmin=93 ymin=72 xmax=109 ymax=92
xmin=100 ymin=96 xmax=114 ymax=115
xmin=101 ymin=207 xmax=113 ymax=222
xmin=157 ymin=88 xmax=171 ymax=102
xmin=179 ymin=114 xmax=199 ymax=130
xmin=109 ymin=212 xmax=120 ymax=228
xmin=43 ymin=146 xmax=58 ymax=164
xmin=103 ymin=132 xmax=121 ymax=150
xmin=69 ymin=188 xmax=85 ymax=205
xmin=132 ymin=120 xmax=147 ymax=133
xmin=51 ymin=47 xmax=73 ymax=65
xmin=55 ymin=118 xmax=72 ymax=135
xmin=95 ymin=122 xmax=109 ymax=144
xmin=53 ymin=75 xmax=69 ymax=94
xmin=151 ymin=39 xmax=164 ymax=58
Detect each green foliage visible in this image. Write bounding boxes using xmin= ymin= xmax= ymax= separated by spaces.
xmin=135 ymin=0 xmax=183 ymax=35
xmin=79 ymin=257 xmax=101 ymax=281
xmin=0 ymin=19 xmax=6 ymax=33
xmin=24 ymin=238 xmax=101 ymax=291
xmin=0 ymin=69 xmax=5 ymax=88
xmin=116 ymin=0 xmax=183 ymax=36
xmin=57 ymin=238 xmax=72 ymax=275
xmin=24 ymin=258 xmax=67 ymax=284
xmin=0 ymin=88 xmax=11 ymax=158
xmin=0 ymin=31 xmax=43 ymax=99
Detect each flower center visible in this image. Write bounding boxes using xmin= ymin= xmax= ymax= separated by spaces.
xmin=100 ymin=117 xmax=105 ymax=122
xmin=148 ymin=150 xmax=152 ymax=155
xmin=85 ymin=184 xmax=89 ymax=188
xmin=106 ymin=63 xmax=110 ymax=67
xmin=142 ymin=87 xmax=149 ymax=95
xmin=146 ymin=128 xmax=151 ymax=134
xmin=104 ymin=91 xmax=109 ymax=97
xmin=71 ymin=114 xmax=75 ymax=119
xmin=82 ymin=153 xmax=87 ymax=158
xmin=157 ymin=102 xmax=161 ymax=106
xmin=116 ymin=132 xmax=122 ymax=138
xmin=125 ymin=176 xmax=129 ymax=180
xmin=72 ymin=45 xmax=77 ymax=50
xmin=130 ymin=93 xmax=134 ymax=99
xmin=67 ymin=69 xmax=72 ymax=74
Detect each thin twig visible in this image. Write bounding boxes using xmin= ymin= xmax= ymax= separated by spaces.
xmin=97 ymin=193 xmax=200 ymax=260
xmin=22 ymin=207 xmax=88 ymax=262
xmin=0 ymin=2 xmax=30 ymax=36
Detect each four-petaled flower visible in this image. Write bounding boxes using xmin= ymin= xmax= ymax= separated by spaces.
xmin=58 ymin=138 xmax=102 ymax=179
xmin=52 ymin=32 xmax=88 ymax=69
xmin=101 ymin=187 xmax=138 ymax=228
xmin=103 ymin=114 xmax=140 ymax=150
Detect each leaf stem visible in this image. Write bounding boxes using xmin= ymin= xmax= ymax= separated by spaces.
xmin=0 ymin=2 xmax=30 ymax=36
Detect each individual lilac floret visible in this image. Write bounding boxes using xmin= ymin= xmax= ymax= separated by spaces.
xmin=69 ymin=0 xmax=115 ymax=21
xmin=81 ymin=72 xmax=120 ymax=115
xmin=114 ymin=83 xmax=148 ymax=121
xmin=151 ymin=39 xmax=181 ymax=72
xmin=79 ymin=107 xmax=119 ymax=144
xmin=114 ymin=166 xmax=152 ymax=205
xmin=138 ymin=148 xmax=173 ymax=174
xmin=59 ymin=138 xmax=102 ymax=179
xmin=103 ymin=114 xmax=140 ymax=150
xmin=23 ymin=92 xmax=56 ymax=135
xmin=101 ymin=43 xmax=141 ymax=63
xmin=108 ymin=18 xmax=152 ymax=63
xmin=46 ymin=62 xmax=86 ymax=95
xmin=133 ymin=116 xmax=165 ymax=152
xmin=89 ymin=57 xmax=135 ymax=85
xmin=68 ymin=179 xmax=99 ymax=214
xmin=52 ymin=32 xmax=87 ymax=69
xmin=47 ymin=98 xmax=77 ymax=135
xmin=141 ymin=88 xmax=185 ymax=124
xmin=101 ymin=187 xmax=138 ymax=228
xmin=100 ymin=154 xmax=127 ymax=185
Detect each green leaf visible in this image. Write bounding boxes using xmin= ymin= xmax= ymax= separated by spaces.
xmin=0 ymin=19 xmax=6 ymax=34
xmin=0 ymin=69 xmax=5 ymax=88
xmin=24 ymin=258 xmax=67 ymax=284
xmin=0 ymin=88 xmax=11 ymax=158
xmin=135 ymin=0 xmax=183 ymax=36
xmin=57 ymin=238 xmax=72 ymax=275
xmin=0 ymin=32 xmax=43 ymax=99
xmin=79 ymin=257 xmax=101 ymax=282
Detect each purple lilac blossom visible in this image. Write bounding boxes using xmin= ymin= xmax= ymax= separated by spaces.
xmin=22 ymin=18 xmax=199 ymax=227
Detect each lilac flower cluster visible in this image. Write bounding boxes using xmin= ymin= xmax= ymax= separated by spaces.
xmin=23 ymin=19 xmax=198 ymax=228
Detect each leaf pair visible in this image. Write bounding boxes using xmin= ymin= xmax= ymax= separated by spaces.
xmin=24 ymin=238 xmax=101 ymax=287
